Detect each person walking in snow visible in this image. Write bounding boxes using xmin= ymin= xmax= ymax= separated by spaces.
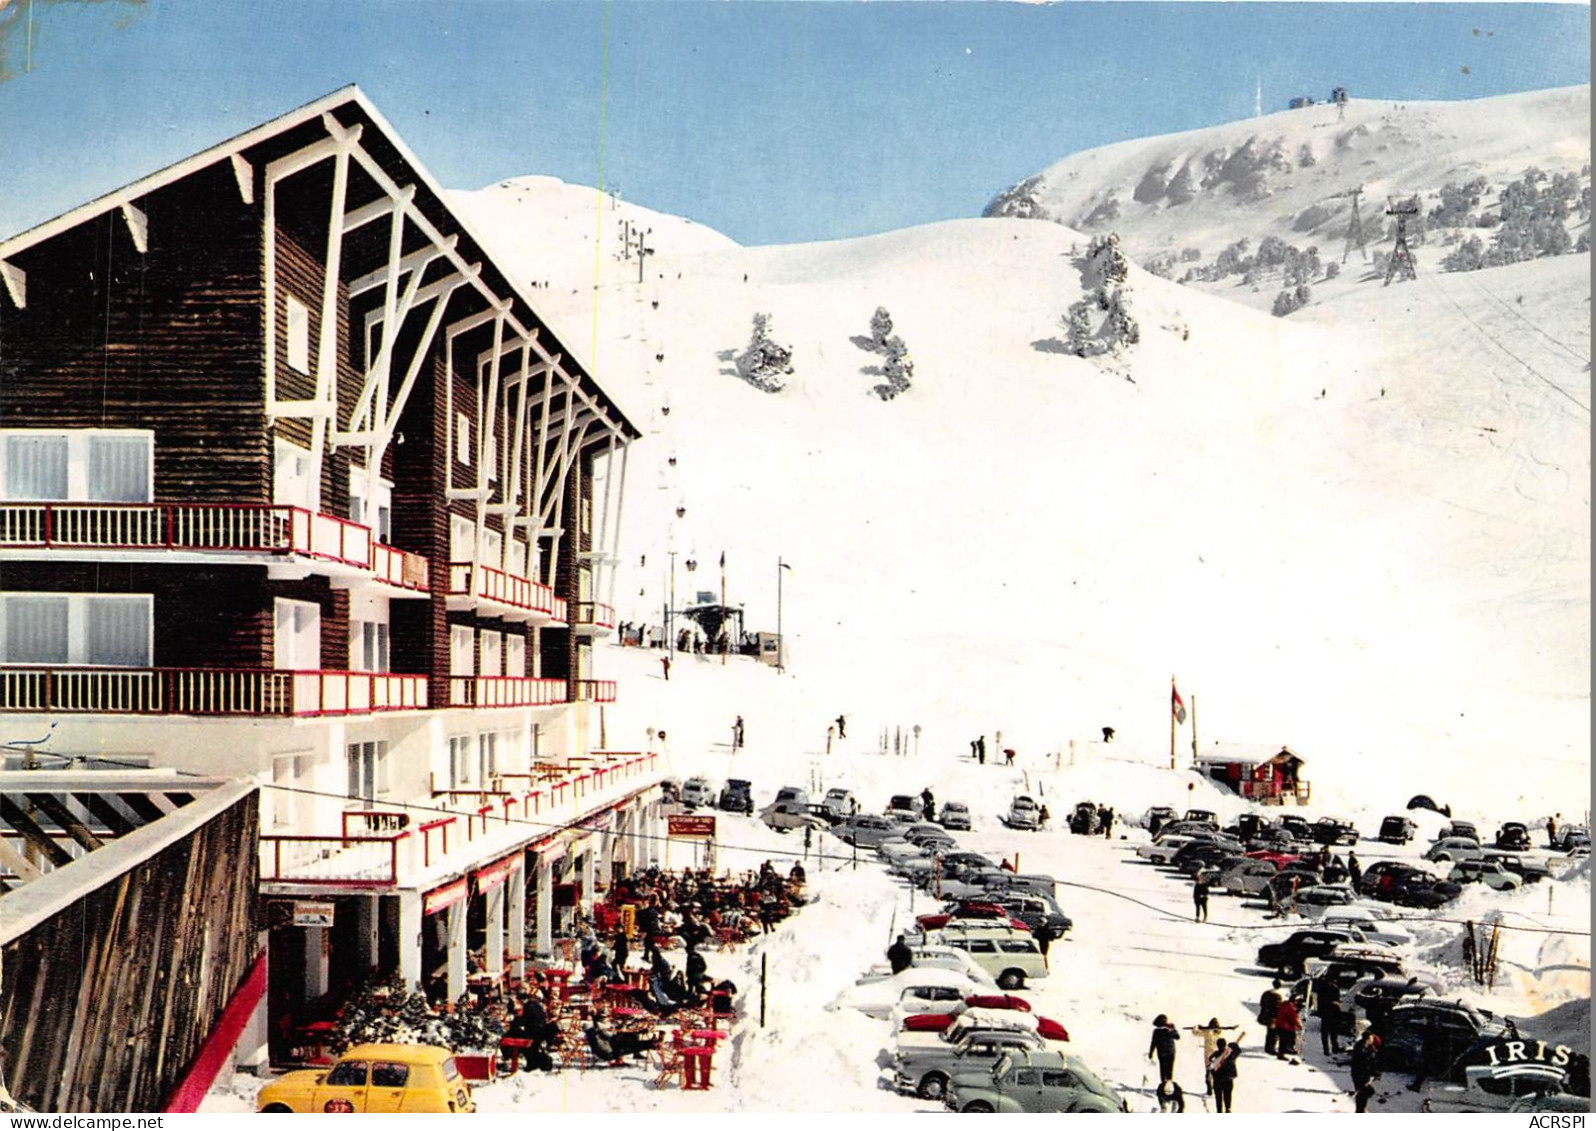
xmin=1209 ymin=1035 xmax=1243 ymax=1113
xmin=1003 ymin=747 xmax=1016 ymax=766
xmin=977 ymin=735 xmax=987 ymax=763
xmin=1347 ymin=850 xmax=1363 ymax=890
xmin=1350 ymin=1031 xmax=1382 ymax=1112
xmin=1258 ymin=981 xmax=1284 ymax=1057
xmin=661 ymin=655 xmax=672 ymax=681
xmin=1188 ymin=1018 xmax=1239 ymax=1094
xmin=733 ymin=715 xmax=744 ymax=750
xmin=921 ymin=788 xmax=936 ymax=821
xmin=1155 ymin=1080 xmax=1185 ymax=1113
xmin=1273 ymin=997 xmax=1303 ymax=1060
xmin=1192 ymin=872 xmax=1212 ymax=922
xmin=886 ymin=934 xmax=913 ymax=975
xmin=835 ymin=714 xmax=847 ymax=738
xmin=1148 ymin=1014 xmax=1181 ymax=1085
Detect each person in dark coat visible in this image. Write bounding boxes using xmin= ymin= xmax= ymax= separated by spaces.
xmin=1209 ymin=1035 xmax=1243 ymax=1113
xmin=1156 ymin=1079 xmax=1186 ymax=1113
xmin=921 ymin=788 xmax=936 ymax=820
xmin=1148 ymin=1014 xmax=1181 ymax=1085
xmin=1350 ymin=1031 xmax=1382 ymax=1112
xmin=1258 ymin=981 xmax=1283 ymax=1056
xmin=1347 ymin=850 xmax=1363 ymax=890
xmin=1192 ymin=873 xmax=1212 ymax=922
xmin=886 ymin=934 xmax=913 ymax=975
xmin=836 ymin=714 xmax=847 ymax=738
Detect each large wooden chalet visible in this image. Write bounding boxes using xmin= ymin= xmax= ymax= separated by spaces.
xmin=0 ymin=87 xmax=663 ymax=1071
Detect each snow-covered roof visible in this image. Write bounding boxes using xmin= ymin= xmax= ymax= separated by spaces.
xmin=1196 ymin=745 xmax=1303 ymax=767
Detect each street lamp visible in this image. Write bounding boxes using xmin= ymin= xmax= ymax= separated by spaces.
xmin=776 ymin=558 xmax=792 ymax=673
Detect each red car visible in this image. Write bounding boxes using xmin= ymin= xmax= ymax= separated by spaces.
xmin=1244 ymin=849 xmax=1301 ymax=870
xmin=902 ymin=998 xmax=1069 ymax=1041
xmin=915 ymin=902 xmax=1028 ymax=933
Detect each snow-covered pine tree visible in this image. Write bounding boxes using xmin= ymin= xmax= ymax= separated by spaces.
xmin=869 ymin=307 xmax=894 ymax=350
xmin=734 ymin=313 xmax=792 ymax=393
xmin=1102 ymin=288 xmax=1140 ymax=347
xmin=1064 ymin=300 xmax=1095 ymax=356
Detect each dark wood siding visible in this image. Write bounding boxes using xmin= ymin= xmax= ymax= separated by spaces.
xmin=0 ymin=164 xmax=267 ymax=502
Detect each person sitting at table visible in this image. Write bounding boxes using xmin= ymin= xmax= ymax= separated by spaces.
xmin=505 ymin=997 xmax=557 ymax=1072
xmin=585 ymin=1022 xmax=661 ymax=1063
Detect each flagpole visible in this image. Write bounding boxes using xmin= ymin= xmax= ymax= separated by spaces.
xmin=720 ymin=551 xmax=728 ymax=667
xmin=1191 ymin=694 xmax=1199 ymax=768
xmin=1170 ymin=675 xmax=1177 ymax=770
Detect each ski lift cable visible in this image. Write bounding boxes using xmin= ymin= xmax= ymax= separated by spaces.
xmin=1461 ymin=274 xmax=1590 ymax=367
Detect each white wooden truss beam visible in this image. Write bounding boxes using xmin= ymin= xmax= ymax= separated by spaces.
xmin=0 ymin=260 xmax=24 ymax=309
xmin=230 ymin=153 xmax=255 ymax=205
xmin=119 ymin=202 xmax=148 ymax=254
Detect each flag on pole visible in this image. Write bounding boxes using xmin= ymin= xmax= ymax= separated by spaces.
xmin=1172 ymin=682 xmax=1188 ymax=724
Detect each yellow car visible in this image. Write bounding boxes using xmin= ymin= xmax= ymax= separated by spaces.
xmin=257 ymin=1044 xmax=475 ymax=1113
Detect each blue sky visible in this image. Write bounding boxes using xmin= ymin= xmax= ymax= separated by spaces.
xmin=0 ymin=2 xmax=1588 ymax=246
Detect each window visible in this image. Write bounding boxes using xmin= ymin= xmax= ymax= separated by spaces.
xmin=371 ymin=1062 xmax=409 ymax=1089
xmin=477 ymin=732 xmax=497 ymax=784
xmin=273 ymin=599 xmax=321 ymax=670
xmin=483 ymin=528 xmax=503 ymax=569
xmin=0 ymin=430 xmax=153 ymax=502
xmin=1042 ymin=1072 xmax=1068 ymax=1088
xmin=286 ymin=296 xmax=311 ymax=374
xmin=1014 ymin=1070 xmax=1040 ymax=1086
xmin=348 ymin=471 xmax=393 ymax=541
xmin=347 ymin=740 xmax=388 ymax=801
xmin=4 ymin=434 xmax=67 ymax=499
xmin=479 ymin=630 xmax=502 ymax=677
xmin=325 ymin=1062 xmax=367 ymax=1088
xmin=350 ymin=620 xmax=390 ymax=673
xmin=270 ymin=751 xmax=314 ymax=829
xmin=0 ymin=593 xmax=151 ymax=665
xmin=456 ymin=412 xmax=471 ymax=465
xmin=505 ymin=634 xmax=525 ymax=678
xmin=273 ymin=441 xmax=316 ymax=510
xmin=448 ymin=735 xmax=473 ymax=788
xmin=450 ymin=516 xmax=475 ymax=561
xmin=449 ymin=625 xmax=474 ymax=677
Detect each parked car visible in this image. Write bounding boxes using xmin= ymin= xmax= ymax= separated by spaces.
xmin=1227 ymin=813 xmax=1274 ymax=842
xmin=1183 ymin=808 xmax=1219 ymax=827
xmin=1138 ymin=833 xmax=1208 ymax=866
xmin=820 ymin=788 xmax=858 ymax=821
xmin=1310 ymin=817 xmax=1360 ymax=846
xmin=834 ymin=968 xmax=992 ymax=1019
xmin=939 ymin=801 xmax=973 ymax=831
xmin=886 ymin=794 xmax=921 ymax=822
xmin=1358 ymin=860 xmax=1429 ymax=898
xmin=837 ymin=813 xmax=897 ymax=848
xmin=944 ymin=1049 xmax=1126 ymax=1113
xmin=1305 ymin=944 xmax=1407 ymax=984
xmin=718 ymin=778 xmax=754 ymax=814
xmin=1494 ymin=822 xmax=1533 ymax=851
xmin=1142 ymin=805 xmax=1179 ymax=835
xmin=1449 ymin=859 xmax=1523 ymax=891
xmin=1483 ymin=850 xmax=1551 ymax=884
xmin=1378 ymin=815 xmax=1418 ymax=844
xmin=775 ymin=785 xmax=810 ymax=807
xmin=257 ymin=1044 xmax=475 ymax=1113
xmin=1442 ymin=820 xmax=1482 ymax=843
xmin=916 ymin=903 xmax=1028 ymax=934
xmin=1220 ymin=857 xmax=1281 ymax=897
xmin=1556 ymin=824 xmax=1590 ymax=851
xmin=1277 ymin=814 xmax=1314 ymax=842
xmin=1007 ymin=796 xmax=1041 ymax=831
xmin=1388 ymin=873 xmax=1463 ymax=909
xmin=1257 ymin=928 xmax=1362 ymax=977
xmin=679 ymin=776 xmax=716 ymax=808
xmin=1293 ymin=882 xmax=1361 ymax=916
xmin=1353 ymin=975 xmax=1443 ymax=1027
xmin=1265 ymin=867 xmax=1323 ymax=906
xmin=934 ymin=925 xmax=1050 ymax=989
xmin=892 ymin=1022 xmax=1048 ymax=1100
xmin=760 ymin=799 xmax=830 ymax=833
xmin=989 ymin=893 xmax=1073 ymax=941
xmin=1425 ymin=838 xmax=1488 ymax=866
xmin=855 ymin=945 xmax=999 ymax=992
xmin=1250 ymin=825 xmax=1305 ymax=851
xmin=1321 ymin=913 xmax=1411 ymax=948
xmin=900 ymin=1000 xmax=1070 ymax=1043
xmin=1376 ymin=999 xmax=1508 ymax=1080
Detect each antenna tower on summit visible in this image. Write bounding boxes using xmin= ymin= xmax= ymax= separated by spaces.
xmin=1336 ymin=186 xmax=1368 ymax=264
xmin=1383 ymin=197 xmax=1420 ymax=285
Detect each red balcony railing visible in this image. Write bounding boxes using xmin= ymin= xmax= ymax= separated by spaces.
xmin=259 ymin=833 xmax=406 ymax=886
xmin=0 ymin=667 xmax=427 ymax=716
xmin=0 ymin=502 xmax=374 ymax=571
xmin=447 ymin=562 xmax=558 ymax=618
xmin=372 ymin=542 xmax=431 ymax=592
xmin=448 ymin=675 xmax=567 ymax=708
xmin=574 ymin=601 xmax=617 ymax=631
xmin=574 ymin=679 xmax=617 ymax=703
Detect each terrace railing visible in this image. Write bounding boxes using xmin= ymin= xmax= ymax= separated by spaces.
xmin=0 ymin=667 xmax=427 ymax=716
xmin=447 ymin=675 xmax=568 ymax=709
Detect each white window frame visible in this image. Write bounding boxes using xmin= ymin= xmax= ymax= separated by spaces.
xmin=505 ymin=634 xmax=525 ymax=679
xmin=449 ymin=624 xmax=474 ymax=677
xmin=273 ymin=598 xmax=321 ymax=671
xmin=450 ymin=515 xmax=475 ymax=562
xmin=479 ymin=629 xmax=502 ymax=677
xmin=477 ymin=731 xmax=498 ymax=785
xmin=347 ymin=739 xmax=390 ymax=802
xmin=286 ymin=295 xmax=311 ymax=375
xmin=348 ymin=469 xmax=394 ymax=541
xmin=455 ymin=412 xmax=471 ymax=466
xmin=349 ymin=618 xmax=390 ymax=673
xmin=0 ymin=429 xmax=154 ymax=503
xmin=448 ymin=734 xmax=473 ymax=789
xmin=0 ymin=592 xmax=153 ymax=666
xmin=269 ymin=750 xmax=315 ymax=830
xmin=272 ymin=439 xmax=317 ymax=511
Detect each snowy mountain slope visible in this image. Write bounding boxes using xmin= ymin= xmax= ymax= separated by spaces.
xmin=986 ymin=86 xmax=1590 ymax=312
xmin=451 ymin=124 xmax=1588 ymax=818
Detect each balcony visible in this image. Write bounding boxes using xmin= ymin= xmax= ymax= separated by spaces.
xmin=0 ymin=667 xmax=427 ymax=717
xmin=446 ymin=562 xmax=560 ymax=624
xmin=447 ymin=675 xmax=567 ymax=709
xmin=572 ymin=601 xmax=617 ymax=637
xmin=574 ymin=679 xmax=617 ymax=704
xmin=0 ymin=502 xmax=429 ymax=596
xmin=259 ymin=751 xmax=661 ymax=888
